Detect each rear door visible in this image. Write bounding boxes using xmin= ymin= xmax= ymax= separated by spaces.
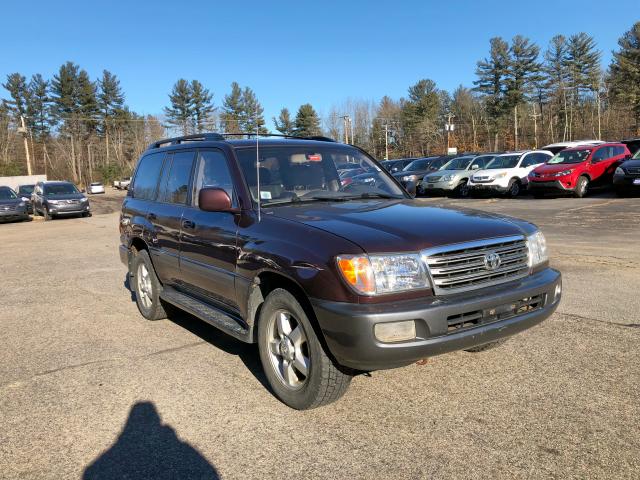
xmin=146 ymin=150 xmax=196 ymax=285
xmin=178 ymin=149 xmax=240 ymax=311
xmin=589 ymin=146 xmax=615 ymax=185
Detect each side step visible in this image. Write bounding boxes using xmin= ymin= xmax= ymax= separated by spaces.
xmin=160 ymin=286 xmax=252 ymax=343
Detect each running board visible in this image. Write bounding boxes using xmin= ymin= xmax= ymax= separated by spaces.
xmin=160 ymin=286 xmax=252 ymax=343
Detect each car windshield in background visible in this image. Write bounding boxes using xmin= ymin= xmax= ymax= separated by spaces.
xmin=486 ymin=155 xmax=520 ymax=169
xmin=429 ymin=158 xmax=449 ymax=170
xmin=403 ymin=159 xmax=431 ymax=171
xmin=235 ymin=145 xmax=405 ymax=206
xmin=0 ymin=187 xmax=17 ymax=200
xmin=44 ymin=183 xmax=79 ymax=196
xmin=440 ymin=157 xmax=473 ymax=170
xmin=548 ymin=150 xmax=591 ymax=165
xmin=18 ymin=185 xmax=34 ymax=194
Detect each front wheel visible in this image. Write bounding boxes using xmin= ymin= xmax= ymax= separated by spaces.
xmin=258 ymin=289 xmax=352 ymax=409
xmin=574 ymin=176 xmax=589 ymax=198
xmin=453 ymin=180 xmax=470 ymax=198
xmin=506 ymin=179 xmax=521 ymax=198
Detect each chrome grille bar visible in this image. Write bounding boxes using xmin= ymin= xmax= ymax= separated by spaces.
xmin=423 ymin=235 xmax=530 ymax=295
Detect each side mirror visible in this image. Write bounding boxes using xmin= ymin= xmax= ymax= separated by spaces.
xmin=401 ymin=180 xmax=417 ymax=198
xmin=199 ymin=187 xmax=233 ymax=212
xmin=471 ymin=164 xmax=480 ymax=170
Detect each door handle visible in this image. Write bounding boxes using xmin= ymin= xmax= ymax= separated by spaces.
xmin=182 ymin=219 xmax=195 ymax=229
xmin=148 ymin=213 xmax=157 ymax=220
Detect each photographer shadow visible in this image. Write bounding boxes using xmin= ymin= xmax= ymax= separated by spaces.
xmin=83 ymin=401 xmax=219 ymax=479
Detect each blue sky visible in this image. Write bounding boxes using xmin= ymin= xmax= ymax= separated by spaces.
xmin=0 ymin=0 xmax=636 ymax=127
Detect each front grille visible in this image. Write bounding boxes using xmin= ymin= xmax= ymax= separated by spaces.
xmin=472 ymin=176 xmax=492 ymax=183
xmin=446 ymin=294 xmax=545 ymax=334
xmin=423 ymin=236 xmax=530 ymax=294
xmin=0 ymin=204 xmax=19 ymax=212
xmin=627 ymin=167 xmax=640 ymax=176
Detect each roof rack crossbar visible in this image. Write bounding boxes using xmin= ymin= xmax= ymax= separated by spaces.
xmin=147 ymin=133 xmax=225 ymax=150
xmin=219 ymin=133 xmax=336 ymax=142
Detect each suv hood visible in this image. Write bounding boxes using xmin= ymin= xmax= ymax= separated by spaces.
xmin=425 ymin=169 xmax=468 ymax=180
xmin=392 ymin=169 xmax=430 ymax=179
xmin=45 ymin=193 xmax=86 ymax=201
xmin=534 ymin=163 xmax=582 ymax=175
xmin=269 ymin=200 xmax=533 ymax=253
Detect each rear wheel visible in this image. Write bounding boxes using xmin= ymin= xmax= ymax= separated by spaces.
xmin=258 ymin=288 xmax=352 ymax=410
xmin=130 ymin=249 xmax=168 ymax=320
xmin=574 ymin=176 xmax=589 ymax=198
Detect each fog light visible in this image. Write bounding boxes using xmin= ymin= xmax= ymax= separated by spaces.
xmin=554 ymin=282 xmax=562 ymax=303
xmin=374 ymin=321 xmax=416 ymax=343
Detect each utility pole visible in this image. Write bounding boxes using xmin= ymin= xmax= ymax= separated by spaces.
xmin=19 ymin=116 xmax=33 ymax=176
xmin=384 ymin=123 xmax=389 ymax=160
xmin=529 ymin=105 xmax=541 ymax=149
xmin=341 ymin=115 xmax=350 ymax=144
xmin=445 ymin=113 xmax=455 ymax=153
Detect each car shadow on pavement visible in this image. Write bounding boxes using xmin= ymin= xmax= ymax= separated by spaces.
xmin=123 ymin=274 xmax=270 ymax=393
xmin=83 ymin=401 xmax=219 ymax=479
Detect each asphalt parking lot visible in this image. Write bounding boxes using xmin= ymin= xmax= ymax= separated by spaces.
xmin=1 ymin=190 xmax=639 ymax=479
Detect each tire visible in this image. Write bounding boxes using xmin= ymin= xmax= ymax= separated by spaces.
xmin=130 ymin=249 xmax=168 ymax=321
xmin=454 ymin=180 xmax=470 ymax=198
xmin=258 ymin=288 xmax=352 ymax=410
xmin=465 ymin=339 xmax=507 ymax=352
xmin=506 ymin=179 xmax=521 ymax=198
xmin=574 ymin=176 xmax=589 ymax=198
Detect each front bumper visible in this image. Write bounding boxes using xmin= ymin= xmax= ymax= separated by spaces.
xmin=312 ymin=268 xmax=561 ymax=371
xmin=48 ymin=203 xmax=91 ymax=215
xmin=469 ymin=182 xmax=510 ymax=193
xmin=0 ymin=210 xmax=29 ymax=221
xmin=613 ymin=175 xmax=640 ymax=190
xmin=528 ymin=179 xmax=573 ymax=193
xmin=421 ymin=179 xmax=457 ymax=193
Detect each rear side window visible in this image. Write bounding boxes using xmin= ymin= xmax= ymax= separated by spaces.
xmin=133 ymin=153 xmax=165 ymax=200
xmin=592 ymin=147 xmax=612 ymax=161
xmin=158 ymin=151 xmax=195 ymax=204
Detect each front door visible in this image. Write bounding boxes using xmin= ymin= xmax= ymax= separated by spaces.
xmin=179 ymin=149 xmax=240 ymax=312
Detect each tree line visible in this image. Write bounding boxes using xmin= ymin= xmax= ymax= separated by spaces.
xmin=1 ymin=21 xmax=638 ymax=184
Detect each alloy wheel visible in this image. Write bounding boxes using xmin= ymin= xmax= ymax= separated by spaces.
xmin=136 ymin=263 xmax=153 ymax=309
xmin=266 ymin=310 xmax=310 ymax=390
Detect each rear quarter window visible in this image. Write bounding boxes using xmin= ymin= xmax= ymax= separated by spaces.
xmin=132 ymin=152 xmax=165 ymax=200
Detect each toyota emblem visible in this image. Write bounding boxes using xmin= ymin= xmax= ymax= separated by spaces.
xmin=484 ymin=252 xmax=501 ymax=270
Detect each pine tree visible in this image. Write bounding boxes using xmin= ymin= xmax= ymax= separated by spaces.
xmin=164 ymin=79 xmax=193 ymax=135
xmin=241 ymin=87 xmax=267 ymax=134
xmin=2 ymin=73 xmax=30 ymax=122
xmin=609 ymin=22 xmax=640 ymax=132
xmin=221 ymin=82 xmax=243 ymax=133
xmin=50 ymin=61 xmax=81 ymax=127
xmin=190 ymin=80 xmax=214 ymax=133
xmin=294 ymin=104 xmax=321 ymax=137
xmin=474 ymin=37 xmax=510 ymax=148
xmin=27 ymin=74 xmax=51 ymax=139
xmin=401 ymin=79 xmax=441 ymax=155
xmin=97 ymin=70 xmax=125 ymax=160
xmin=505 ymin=35 xmax=542 ymax=149
xmin=273 ymin=108 xmax=294 ymax=135
xmin=77 ymin=69 xmax=99 ymax=135
xmin=544 ymin=35 xmax=570 ymax=140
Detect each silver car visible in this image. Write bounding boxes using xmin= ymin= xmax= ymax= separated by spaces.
xmin=421 ymin=154 xmax=497 ymax=197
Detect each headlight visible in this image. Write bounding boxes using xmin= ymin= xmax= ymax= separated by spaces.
xmin=401 ymin=175 xmax=417 ymax=182
xmin=495 ymin=172 xmax=507 ymax=178
xmin=21 ymin=196 xmax=30 ymax=201
xmin=81 ymin=197 xmax=89 ymax=202
xmin=337 ymin=253 xmax=430 ymax=295
xmin=527 ymin=231 xmax=548 ymax=268
xmin=553 ymin=169 xmax=573 ymax=177
xmin=441 ymin=174 xmax=454 ymax=182
xmin=614 ymin=167 xmax=625 ymax=176
xmin=18 ymin=201 xmax=26 ymax=207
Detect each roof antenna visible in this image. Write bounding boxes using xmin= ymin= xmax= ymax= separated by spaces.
xmin=255 ymin=112 xmax=261 ymax=222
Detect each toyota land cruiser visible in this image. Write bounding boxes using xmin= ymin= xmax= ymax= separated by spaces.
xmin=119 ymin=133 xmax=562 ymax=409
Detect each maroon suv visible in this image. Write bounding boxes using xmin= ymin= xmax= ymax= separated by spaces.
xmin=119 ymin=134 xmax=562 ymax=409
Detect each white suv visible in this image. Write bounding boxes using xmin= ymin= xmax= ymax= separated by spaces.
xmin=469 ymin=150 xmax=553 ymax=197
xmin=542 ymin=140 xmax=604 ymax=155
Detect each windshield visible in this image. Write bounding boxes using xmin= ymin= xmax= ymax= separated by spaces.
xmin=548 ymin=150 xmax=591 ymax=165
xmin=486 ymin=155 xmax=520 ymax=169
xmin=235 ymin=145 xmax=405 ymax=206
xmin=440 ymin=156 xmax=473 ymax=171
xmin=403 ymin=159 xmax=430 ymax=171
xmin=0 ymin=187 xmax=17 ymax=200
xmin=44 ymin=183 xmax=79 ymax=196
xmin=18 ymin=185 xmax=34 ymax=194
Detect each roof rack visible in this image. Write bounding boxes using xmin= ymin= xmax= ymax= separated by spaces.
xmin=147 ymin=133 xmax=225 ymax=150
xmin=147 ymin=132 xmax=337 ymax=150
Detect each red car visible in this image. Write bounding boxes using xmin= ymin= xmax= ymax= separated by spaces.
xmin=528 ymin=143 xmax=631 ymax=198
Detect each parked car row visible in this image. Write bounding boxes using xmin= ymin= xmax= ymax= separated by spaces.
xmin=369 ymin=138 xmax=640 ymax=199
xmin=0 ymin=180 xmax=92 ymax=223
